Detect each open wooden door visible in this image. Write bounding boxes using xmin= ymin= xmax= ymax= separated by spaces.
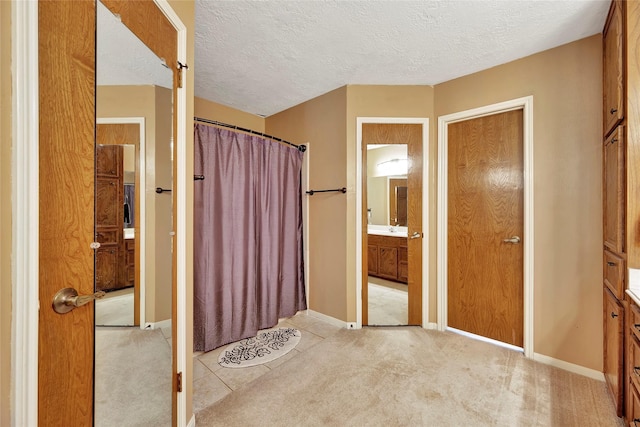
xmin=38 ymin=2 xmax=96 ymax=424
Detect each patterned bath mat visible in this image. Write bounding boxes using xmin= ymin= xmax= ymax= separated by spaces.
xmin=218 ymin=328 xmax=301 ymax=368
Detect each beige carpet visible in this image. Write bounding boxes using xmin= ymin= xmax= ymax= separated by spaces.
xmin=95 ymin=327 xmax=171 ymax=427
xmin=196 ymin=327 xmax=622 ymax=426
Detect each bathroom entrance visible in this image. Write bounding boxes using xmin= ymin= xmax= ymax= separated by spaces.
xmin=361 ymin=121 xmax=425 ymax=326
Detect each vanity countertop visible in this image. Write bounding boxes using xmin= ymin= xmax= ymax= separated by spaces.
xmin=124 ymin=228 xmax=135 ymax=240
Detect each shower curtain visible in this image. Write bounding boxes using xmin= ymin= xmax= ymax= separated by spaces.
xmin=193 ymin=124 xmax=307 ymax=352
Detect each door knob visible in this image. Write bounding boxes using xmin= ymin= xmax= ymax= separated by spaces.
xmin=52 ymin=287 xmax=106 ymax=314
xmin=503 ymin=236 xmax=521 ymax=244
xmin=410 ymin=232 xmax=422 ymax=239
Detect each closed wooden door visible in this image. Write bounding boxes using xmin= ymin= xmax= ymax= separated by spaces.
xmin=447 ymin=109 xmax=524 ymax=347
xmin=362 ymin=123 xmax=423 ymax=325
xmin=38 ymin=1 xmax=96 ymax=425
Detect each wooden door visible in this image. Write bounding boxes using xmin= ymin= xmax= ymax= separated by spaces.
xmin=447 ymin=109 xmax=524 ymax=347
xmin=362 ymin=123 xmax=423 ymax=325
xmin=38 ymin=1 xmax=96 ymax=425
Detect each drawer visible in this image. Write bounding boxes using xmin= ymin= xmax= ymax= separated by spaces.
xmin=604 ymin=250 xmax=625 ymax=299
xmin=631 ymin=303 xmax=640 ymax=343
xmin=629 ymin=380 xmax=640 ymax=427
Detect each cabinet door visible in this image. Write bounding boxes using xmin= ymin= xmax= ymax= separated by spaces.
xmin=398 ymin=246 xmax=408 ymax=283
xmin=367 ymin=245 xmax=378 ymax=276
xmin=604 ymin=288 xmax=624 ymax=417
xmin=603 ymin=0 xmax=624 ymax=137
xmin=604 ymin=126 xmax=625 ymax=253
xmin=378 ymin=246 xmax=398 ymax=280
xmin=96 ymin=144 xmax=123 ymax=177
xmin=95 ymin=246 xmax=119 ymax=291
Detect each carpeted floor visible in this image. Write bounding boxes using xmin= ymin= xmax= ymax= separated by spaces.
xmin=95 ymin=327 xmax=171 ymax=427
xmin=196 ymin=327 xmax=622 ymax=426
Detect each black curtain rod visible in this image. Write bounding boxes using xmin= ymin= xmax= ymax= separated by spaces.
xmin=194 ymin=117 xmax=306 ymax=152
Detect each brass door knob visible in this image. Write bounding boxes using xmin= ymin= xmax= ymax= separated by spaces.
xmin=52 ymin=287 xmax=106 ymax=314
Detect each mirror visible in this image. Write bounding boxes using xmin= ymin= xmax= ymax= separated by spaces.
xmin=94 ymin=1 xmax=173 ymax=425
xmin=366 ymin=144 xmax=409 ymax=326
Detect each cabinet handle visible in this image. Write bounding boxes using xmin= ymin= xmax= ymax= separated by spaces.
xmin=611 ymin=138 xmax=618 ymax=144
xmin=610 ymin=108 xmax=618 ymax=114
xmin=607 ymin=261 xmax=616 ymax=266
xmin=611 ymin=312 xmax=619 ymax=319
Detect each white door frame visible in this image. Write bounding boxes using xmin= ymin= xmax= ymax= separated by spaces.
xmin=356 ymin=117 xmax=430 ymax=328
xmin=96 ymin=117 xmax=147 ymax=327
xmin=12 ymin=1 xmax=190 ymax=425
xmin=437 ymin=96 xmax=534 ymax=358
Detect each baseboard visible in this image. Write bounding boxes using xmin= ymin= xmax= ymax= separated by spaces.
xmin=533 ymin=353 xmax=605 ymax=381
xmin=186 ymin=414 xmax=196 ymax=427
xmin=144 ymin=319 xmax=171 ymax=330
xmin=306 ymin=310 xmax=351 ymax=329
xmin=425 ymin=322 xmax=438 ymax=330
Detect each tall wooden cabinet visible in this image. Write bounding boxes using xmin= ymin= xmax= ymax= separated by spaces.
xmin=602 ymin=0 xmax=640 ymax=421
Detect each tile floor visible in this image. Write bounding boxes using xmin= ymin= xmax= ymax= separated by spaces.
xmin=192 ymin=312 xmax=342 ymax=414
xmin=367 ymin=276 xmax=408 ymax=326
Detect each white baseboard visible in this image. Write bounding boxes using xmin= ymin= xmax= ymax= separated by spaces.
xmin=425 ymin=322 xmax=438 ymax=330
xmin=305 ymin=309 xmax=351 ymax=329
xmin=186 ymin=414 xmax=196 ymax=427
xmin=144 ymin=319 xmax=171 ymax=330
xmin=533 ymin=353 xmax=605 ymax=381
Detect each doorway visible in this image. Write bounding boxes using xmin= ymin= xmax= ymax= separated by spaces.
xmin=356 ymin=118 xmax=429 ymax=328
xmin=437 ymin=97 xmax=534 ymax=356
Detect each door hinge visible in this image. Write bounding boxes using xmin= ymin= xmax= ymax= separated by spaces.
xmin=177 ymin=62 xmax=189 ymax=89
xmin=176 ymin=371 xmax=182 ymax=393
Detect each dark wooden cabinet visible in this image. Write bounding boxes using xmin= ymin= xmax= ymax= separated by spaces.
xmin=367 ymin=234 xmax=407 ymax=283
xmin=125 ymin=238 xmax=135 ymax=286
xmin=95 ymin=145 xmax=125 ymax=292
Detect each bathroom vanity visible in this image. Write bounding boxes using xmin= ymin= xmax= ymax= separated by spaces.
xmin=367 ymin=226 xmax=408 ymax=283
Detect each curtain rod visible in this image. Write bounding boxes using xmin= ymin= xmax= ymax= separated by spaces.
xmin=194 ymin=117 xmax=306 ymax=152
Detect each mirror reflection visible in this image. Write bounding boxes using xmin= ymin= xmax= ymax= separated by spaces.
xmin=94 ymin=1 xmax=173 ymax=425
xmin=366 ymin=144 xmax=409 ymax=326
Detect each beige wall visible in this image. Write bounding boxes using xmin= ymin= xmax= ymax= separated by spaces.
xmin=97 ymin=85 xmax=172 ymax=323
xmin=266 ymin=87 xmax=349 ymax=320
xmin=195 ymin=96 xmax=265 ymax=131
xmin=1 ymin=1 xmax=11 ymax=424
xmin=434 ymin=35 xmax=603 ymax=370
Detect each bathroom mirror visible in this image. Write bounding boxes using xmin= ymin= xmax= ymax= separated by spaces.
xmin=94 ymin=1 xmax=173 ymax=425
xmin=366 ymin=144 xmax=408 ymax=227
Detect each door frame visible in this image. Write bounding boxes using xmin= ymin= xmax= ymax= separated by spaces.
xmin=355 ymin=117 xmax=430 ymax=328
xmin=97 ymin=117 xmax=147 ymax=327
xmin=436 ymin=96 xmax=534 ymax=358
xmin=12 ymin=1 xmax=189 ymax=425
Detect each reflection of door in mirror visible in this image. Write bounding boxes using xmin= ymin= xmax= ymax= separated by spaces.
xmin=388 ymin=178 xmax=408 ymax=226
xmin=94 ymin=0 xmax=173 ymax=425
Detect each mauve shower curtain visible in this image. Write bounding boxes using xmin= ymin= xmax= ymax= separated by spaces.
xmin=193 ymin=124 xmax=307 ymax=352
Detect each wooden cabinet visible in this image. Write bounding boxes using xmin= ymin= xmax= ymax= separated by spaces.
xmin=605 ymin=288 xmax=625 ymax=417
xmin=605 ymin=250 xmax=625 ymax=299
xmin=604 ymin=0 xmax=624 ymax=137
xmin=604 ymin=126 xmax=625 ymax=254
xmin=367 ymin=234 xmax=408 ymax=283
xmin=125 ymin=238 xmax=135 ymax=286
xmin=95 ymin=145 xmax=125 ymax=292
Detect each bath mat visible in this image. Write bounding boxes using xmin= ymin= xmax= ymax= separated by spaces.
xmin=218 ymin=328 xmax=301 ymax=368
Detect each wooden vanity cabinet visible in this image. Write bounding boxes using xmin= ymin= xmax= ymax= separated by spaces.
xmin=604 ymin=126 xmax=626 ymax=254
xmin=125 ymin=238 xmax=135 ymax=286
xmin=367 ymin=234 xmax=408 ymax=283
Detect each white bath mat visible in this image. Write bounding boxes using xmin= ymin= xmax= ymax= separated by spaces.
xmin=218 ymin=328 xmax=301 ymax=368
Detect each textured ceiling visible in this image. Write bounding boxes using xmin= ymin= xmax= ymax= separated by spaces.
xmin=195 ymin=0 xmax=610 ymax=117
xmin=97 ymin=1 xmax=172 ymax=89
